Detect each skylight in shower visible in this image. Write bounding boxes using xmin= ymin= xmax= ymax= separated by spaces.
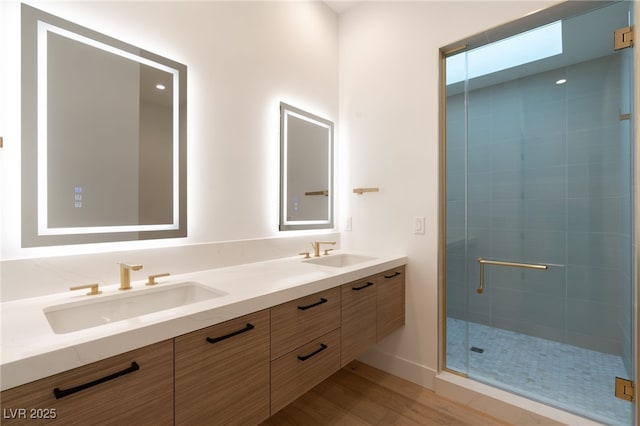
xmin=446 ymin=20 xmax=563 ymax=85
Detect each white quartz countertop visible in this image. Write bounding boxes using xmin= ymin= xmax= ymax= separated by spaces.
xmin=0 ymin=251 xmax=407 ymax=391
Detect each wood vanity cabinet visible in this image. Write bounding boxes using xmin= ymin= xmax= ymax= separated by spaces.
xmin=377 ymin=266 xmax=406 ymax=341
xmin=0 ymin=340 xmax=174 ymax=425
xmin=174 ymin=309 xmax=270 ymax=425
xmin=271 ymin=329 xmax=340 ymax=414
xmin=270 ymin=266 xmax=405 ymax=414
xmin=270 ymin=287 xmax=341 ymax=360
xmin=340 ymin=275 xmax=377 ymax=367
xmin=341 ymin=266 xmax=406 ymax=366
xmin=270 ymin=288 xmax=341 ymax=414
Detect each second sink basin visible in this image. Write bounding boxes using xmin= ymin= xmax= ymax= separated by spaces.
xmin=44 ymin=281 xmax=226 ymax=334
xmin=303 ymin=253 xmax=376 ymax=268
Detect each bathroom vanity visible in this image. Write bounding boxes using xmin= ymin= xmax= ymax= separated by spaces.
xmin=0 ymin=253 xmax=406 ymax=425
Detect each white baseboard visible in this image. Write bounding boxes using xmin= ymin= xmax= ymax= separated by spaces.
xmin=357 ymin=348 xmax=437 ymax=390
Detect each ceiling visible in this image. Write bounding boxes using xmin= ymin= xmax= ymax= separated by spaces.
xmin=445 ymin=0 xmax=629 ymax=94
xmin=324 ymin=1 xmax=360 ymax=15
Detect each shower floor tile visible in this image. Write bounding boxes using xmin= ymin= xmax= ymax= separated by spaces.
xmin=446 ymin=318 xmax=632 ymax=426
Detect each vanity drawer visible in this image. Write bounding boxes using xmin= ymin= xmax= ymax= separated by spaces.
xmin=270 ymin=328 xmax=340 ymax=414
xmin=0 ymin=340 xmax=173 ymax=425
xmin=270 ymin=287 xmax=340 ymax=360
xmin=174 ymin=309 xmax=270 ymax=425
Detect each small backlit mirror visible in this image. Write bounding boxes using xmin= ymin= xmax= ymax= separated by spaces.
xmin=279 ymin=103 xmax=334 ymax=231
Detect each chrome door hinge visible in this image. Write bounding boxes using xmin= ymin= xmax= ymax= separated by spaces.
xmin=615 ymin=377 xmax=635 ymax=402
xmin=614 ymin=26 xmax=634 ymax=51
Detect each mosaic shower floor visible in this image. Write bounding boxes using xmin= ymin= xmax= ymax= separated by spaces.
xmin=446 ymin=318 xmax=632 ymax=426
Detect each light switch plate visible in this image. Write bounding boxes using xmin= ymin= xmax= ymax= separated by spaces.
xmin=413 ymin=216 xmax=425 ymax=234
xmin=344 ymin=216 xmax=352 ymax=232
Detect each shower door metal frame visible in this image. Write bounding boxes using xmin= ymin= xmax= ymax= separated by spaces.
xmin=438 ymin=0 xmax=638 ymax=420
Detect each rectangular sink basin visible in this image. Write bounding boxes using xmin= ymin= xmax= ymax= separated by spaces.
xmin=44 ymin=282 xmax=226 ymax=334
xmin=303 ymin=254 xmax=376 ymax=268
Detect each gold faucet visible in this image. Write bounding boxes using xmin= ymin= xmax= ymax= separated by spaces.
xmin=311 ymin=241 xmax=336 ymax=257
xmin=118 ymin=262 xmax=143 ymax=290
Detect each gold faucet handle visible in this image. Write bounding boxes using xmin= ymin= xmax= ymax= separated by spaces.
xmin=119 ymin=262 xmax=143 ymax=271
xmin=323 ymin=248 xmax=334 ymax=256
xmin=299 ymin=252 xmax=311 ymax=259
xmin=70 ymin=283 xmax=102 ymax=296
xmin=146 ymin=273 xmax=170 ymax=286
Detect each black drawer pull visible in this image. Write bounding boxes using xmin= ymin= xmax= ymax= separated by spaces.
xmin=384 ymin=271 xmax=401 ymax=279
xmin=297 ymin=298 xmax=328 ymax=311
xmin=206 ymin=323 xmax=254 ymax=344
xmin=297 ymin=344 xmax=328 ymax=361
xmin=53 ymin=361 xmax=139 ymax=399
xmin=352 ymin=282 xmax=374 ymax=291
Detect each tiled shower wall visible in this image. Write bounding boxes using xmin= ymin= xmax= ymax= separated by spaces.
xmin=446 ymin=54 xmax=632 ymax=362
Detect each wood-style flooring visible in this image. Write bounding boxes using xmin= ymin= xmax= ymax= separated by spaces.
xmin=261 ymin=361 xmax=509 ymax=425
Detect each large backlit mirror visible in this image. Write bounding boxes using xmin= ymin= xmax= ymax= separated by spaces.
xmin=279 ymin=103 xmax=334 ymax=231
xmin=21 ymin=4 xmax=187 ymax=247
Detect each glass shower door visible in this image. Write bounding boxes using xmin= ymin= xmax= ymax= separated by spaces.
xmin=444 ymin=2 xmax=635 ymax=424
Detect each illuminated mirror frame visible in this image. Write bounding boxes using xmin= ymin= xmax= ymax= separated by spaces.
xmin=21 ymin=4 xmax=187 ymax=247
xmin=279 ymin=103 xmax=334 ymax=231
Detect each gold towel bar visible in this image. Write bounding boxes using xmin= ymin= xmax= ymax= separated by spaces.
xmin=353 ymin=187 xmax=379 ymax=195
xmin=476 ymin=258 xmax=548 ymax=294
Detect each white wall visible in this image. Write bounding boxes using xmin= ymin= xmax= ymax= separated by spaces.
xmin=338 ymin=0 xmax=563 ymax=388
xmin=0 ymin=0 xmax=339 ymax=299
xmin=1 ymin=0 xmax=338 ymax=255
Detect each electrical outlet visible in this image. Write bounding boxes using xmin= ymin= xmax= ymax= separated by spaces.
xmin=344 ymin=216 xmax=352 ymax=231
xmin=413 ymin=216 xmax=425 ymax=235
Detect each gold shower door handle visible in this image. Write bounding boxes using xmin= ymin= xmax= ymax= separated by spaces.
xmin=476 ymin=258 xmax=548 ymax=294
